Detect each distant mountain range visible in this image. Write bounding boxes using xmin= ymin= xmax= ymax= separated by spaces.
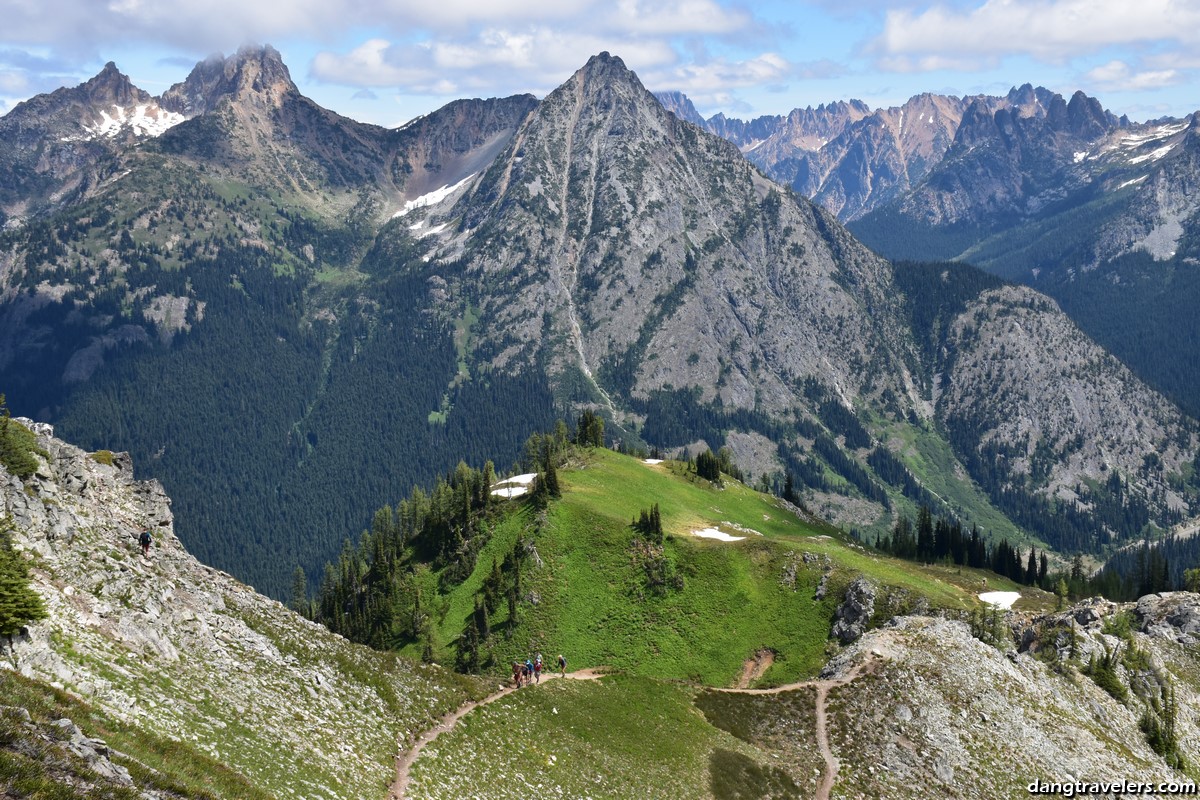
xmin=0 ymin=47 xmax=1196 ymax=596
xmin=659 ymin=86 xmax=1200 ymax=419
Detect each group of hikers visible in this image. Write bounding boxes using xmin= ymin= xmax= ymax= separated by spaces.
xmin=511 ymin=653 xmax=567 ymax=687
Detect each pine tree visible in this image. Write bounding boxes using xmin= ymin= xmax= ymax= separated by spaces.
xmin=0 ymin=524 xmax=48 ymax=643
xmin=1025 ymin=547 xmax=1039 ymax=586
xmin=289 ymin=565 xmax=308 ymax=616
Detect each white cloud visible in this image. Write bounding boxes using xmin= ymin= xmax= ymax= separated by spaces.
xmin=872 ymin=0 xmax=1200 ymax=66
xmin=1084 ymin=60 xmax=1183 ymax=92
xmin=0 ymin=70 xmax=30 ymax=95
xmin=0 ymin=0 xmax=795 ymax=116
xmin=643 ymin=52 xmax=792 ymax=94
xmin=311 ymin=32 xmax=679 ymax=95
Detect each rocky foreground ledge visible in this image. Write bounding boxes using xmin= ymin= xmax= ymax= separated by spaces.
xmin=2 ymin=419 xmax=484 ymax=799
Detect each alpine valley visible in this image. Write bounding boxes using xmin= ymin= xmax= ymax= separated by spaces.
xmin=1 ymin=45 xmax=1200 ymax=800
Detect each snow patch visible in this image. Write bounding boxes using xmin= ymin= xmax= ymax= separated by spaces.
xmin=496 ymin=473 xmax=538 ymax=486
xmin=415 ymin=223 xmax=447 ymax=239
xmin=643 ymin=459 xmax=663 ymax=465
xmin=978 ymin=591 xmax=1020 ymax=609
xmin=1128 ymin=144 xmax=1174 ymax=165
xmin=65 ymin=104 xmax=185 ymax=142
xmin=1116 ymin=175 xmax=1148 ymax=190
xmin=489 ymin=472 xmax=538 ymax=499
xmin=1073 ymin=151 xmax=1088 ymax=163
xmin=692 ymin=527 xmax=745 ymax=542
xmin=394 ymin=173 xmax=475 ymax=218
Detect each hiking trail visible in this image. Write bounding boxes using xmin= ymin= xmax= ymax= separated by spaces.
xmin=389 ymin=668 xmax=605 ymax=800
xmin=391 ymin=646 xmax=880 ymax=800
xmin=714 ymin=651 xmax=883 ymax=800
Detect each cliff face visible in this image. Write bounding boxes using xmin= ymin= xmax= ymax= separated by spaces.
xmin=822 ymin=604 xmax=1200 ymax=797
xmin=3 ymin=418 xmax=484 ymax=799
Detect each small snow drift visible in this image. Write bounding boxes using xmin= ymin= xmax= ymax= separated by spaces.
xmin=643 ymin=459 xmax=663 ymax=465
xmin=495 ymin=473 xmax=537 ymax=485
xmin=490 ymin=472 xmax=538 ymax=499
xmin=692 ymin=527 xmax=745 ymax=542
xmin=979 ymin=591 xmax=1020 ymax=609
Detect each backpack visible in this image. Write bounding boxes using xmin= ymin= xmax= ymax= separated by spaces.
xmin=139 ymin=531 xmax=152 ymax=546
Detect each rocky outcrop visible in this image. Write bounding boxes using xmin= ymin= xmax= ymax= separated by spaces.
xmin=831 ymin=577 xmax=876 ymax=643
xmin=2 ymin=419 xmax=484 ymax=799
xmin=1136 ymin=592 xmax=1200 ymax=645
xmin=823 ymin=610 xmax=1197 ymax=797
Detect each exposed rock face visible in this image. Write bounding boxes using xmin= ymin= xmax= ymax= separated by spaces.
xmin=938 ymin=285 xmax=1195 ymax=520
xmin=3 ymin=419 xmax=482 ymax=799
xmin=430 ymin=53 xmax=919 ymax=428
xmin=831 ymin=577 xmax=876 ymax=643
xmin=159 ymin=44 xmax=297 ymax=117
xmin=824 ymin=613 xmax=1198 ymax=797
xmin=1136 ymin=592 xmax=1200 ymax=646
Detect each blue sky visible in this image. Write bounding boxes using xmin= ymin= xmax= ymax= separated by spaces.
xmin=1 ymin=0 xmax=1196 ymax=127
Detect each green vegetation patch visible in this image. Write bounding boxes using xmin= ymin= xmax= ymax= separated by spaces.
xmin=0 ymin=669 xmax=272 ymax=800
xmin=408 ymin=675 xmax=760 ymax=800
xmin=409 ymin=448 xmax=1005 ymax=687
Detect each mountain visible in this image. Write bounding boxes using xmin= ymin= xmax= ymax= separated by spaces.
xmin=0 ymin=49 xmax=1196 ymax=600
xmin=847 ymin=97 xmax=1200 ymax=418
xmin=0 ymin=62 xmax=183 ymax=227
xmin=413 ymin=54 xmax=1196 ymax=551
xmin=674 ymin=84 xmax=1200 ymax=420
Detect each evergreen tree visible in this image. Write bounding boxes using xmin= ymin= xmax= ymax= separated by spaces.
xmin=545 ymin=458 xmax=561 ymax=499
xmin=0 ymin=523 xmax=48 ymax=643
xmin=0 ymin=395 xmax=42 ymax=480
xmin=783 ymin=471 xmax=796 ymax=503
xmin=1025 ymin=547 xmax=1039 ymax=586
xmin=575 ymin=410 xmax=605 ymax=448
xmin=456 ymin=615 xmax=480 ymax=672
xmin=916 ymin=506 xmax=934 ymax=560
xmin=696 ymin=449 xmax=721 ymax=481
xmin=289 ymin=565 xmax=308 ymax=615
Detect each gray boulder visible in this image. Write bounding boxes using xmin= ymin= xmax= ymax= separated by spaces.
xmin=831 ymin=577 xmax=876 ymax=644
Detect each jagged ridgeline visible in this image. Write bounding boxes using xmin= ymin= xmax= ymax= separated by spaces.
xmin=0 ymin=47 xmax=1197 ymax=601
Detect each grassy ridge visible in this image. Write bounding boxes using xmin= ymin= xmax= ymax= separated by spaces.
xmin=417 ymin=448 xmax=1034 ymax=687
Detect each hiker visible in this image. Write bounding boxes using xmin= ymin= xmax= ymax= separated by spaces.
xmin=558 ymin=653 xmax=567 ymax=677
xmin=525 ymin=658 xmax=534 ymax=684
xmin=533 ymin=654 xmax=543 ymax=683
xmin=512 ymin=660 xmax=523 ymax=688
xmin=138 ymin=529 xmax=152 ymax=557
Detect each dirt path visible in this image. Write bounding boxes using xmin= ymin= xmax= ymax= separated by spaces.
xmin=714 ymin=655 xmax=879 ymax=800
xmin=388 ymin=668 xmax=606 ymax=800
xmin=735 ymin=649 xmax=775 ymax=689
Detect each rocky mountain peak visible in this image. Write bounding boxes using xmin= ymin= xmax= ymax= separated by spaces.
xmin=1065 ymin=89 xmax=1113 ymax=139
xmin=159 ymin=43 xmax=297 ymax=117
xmin=953 ymin=97 xmax=1000 ymax=146
xmin=654 ymin=90 xmax=706 ymax=126
xmin=78 ymin=62 xmax=151 ymax=108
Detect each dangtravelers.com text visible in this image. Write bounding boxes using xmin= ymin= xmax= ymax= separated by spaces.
xmin=1029 ymin=779 xmax=1198 ymax=797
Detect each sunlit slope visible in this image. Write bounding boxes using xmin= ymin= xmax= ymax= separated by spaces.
xmin=409 ymin=448 xmax=1033 ymax=686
